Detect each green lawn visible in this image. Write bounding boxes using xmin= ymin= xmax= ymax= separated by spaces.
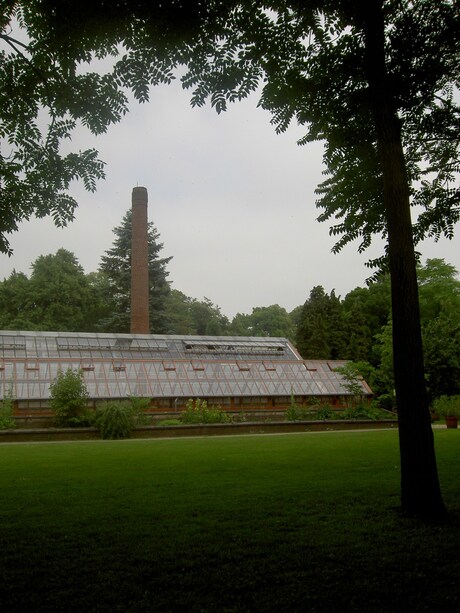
xmin=0 ymin=430 xmax=459 ymax=612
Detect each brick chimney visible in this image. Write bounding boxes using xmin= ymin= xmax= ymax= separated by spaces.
xmin=130 ymin=186 xmax=150 ymax=334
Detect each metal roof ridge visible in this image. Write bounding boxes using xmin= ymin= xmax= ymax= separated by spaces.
xmin=0 ymin=330 xmax=291 ymax=343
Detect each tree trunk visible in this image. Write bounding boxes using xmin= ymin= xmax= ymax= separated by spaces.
xmin=359 ymin=0 xmax=445 ymax=518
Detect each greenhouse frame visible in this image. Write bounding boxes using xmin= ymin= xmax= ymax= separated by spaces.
xmin=0 ymin=331 xmax=373 ymax=416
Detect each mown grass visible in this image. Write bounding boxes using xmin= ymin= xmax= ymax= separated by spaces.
xmin=0 ymin=430 xmax=459 ymax=612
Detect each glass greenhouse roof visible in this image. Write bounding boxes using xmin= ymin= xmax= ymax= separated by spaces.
xmin=0 ymin=331 xmax=372 ymax=401
xmin=0 ymin=332 xmax=297 ymax=360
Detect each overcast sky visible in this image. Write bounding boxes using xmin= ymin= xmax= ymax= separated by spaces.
xmin=1 ymin=78 xmax=459 ymax=318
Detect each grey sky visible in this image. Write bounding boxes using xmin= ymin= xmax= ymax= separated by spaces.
xmin=1 ymin=79 xmax=459 ymax=318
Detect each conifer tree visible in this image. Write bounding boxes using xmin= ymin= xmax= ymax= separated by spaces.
xmin=99 ymin=211 xmax=172 ymax=333
xmin=296 ymin=286 xmax=331 ymax=359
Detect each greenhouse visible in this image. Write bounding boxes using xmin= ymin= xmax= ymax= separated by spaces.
xmin=0 ymin=331 xmax=373 ymax=415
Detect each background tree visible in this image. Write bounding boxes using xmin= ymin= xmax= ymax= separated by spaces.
xmin=416 ymin=259 xmax=460 ymax=401
xmin=229 ymin=304 xmax=295 ymax=339
xmin=189 ymin=297 xmax=229 ymax=336
xmin=326 ymin=290 xmax=347 ymax=359
xmin=423 ymin=315 xmax=460 ymax=401
xmin=418 ymin=259 xmax=460 ymax=325
xmin=99 ymin=210 xmax=172 ymax=333
xmin=0 ymin=270 xmax=32 ymax=329
xmin=84 ymin=271 xmax=117 ymax=332
xmin=228 ymin=312 xmax=253 ymax=336
xmin=342 ymin=276 xmax=391 ymax=362
xmin=372 ymin=320 xmax=396 ymax=408
xmin=296 ymin=286 xmax=347 ymax=359
xmin=363 ymin=259 xmax=460 ymax=406
xmin=27 ymin=249 xmax=100 ymax=331
xmin=0 ymin=251 xmax=110 ymax=332
xmin=289 ymin=304 xmax=303 ymax=334
xmin=162 ymin=291 xmax=230 ymax=335
xmin=344 ymin=299 xmax=372 ymax=363
xmin=292 ymin=263 xmax=459 ymax=400
xmin=163 ymin=289 xmax=197 ymax=335
xmin=249 ymin=305 xmax=295 ymax=339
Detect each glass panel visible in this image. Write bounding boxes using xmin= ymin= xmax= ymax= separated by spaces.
xmin=191 ymin=360 xmax=205 ymax=371
xmin=81 ymin=361 xmax=95 ymax=371
xmin=0 ymin=335 xmax=26 ymax=349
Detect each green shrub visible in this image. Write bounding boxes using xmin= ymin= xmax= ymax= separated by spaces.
xmin=156 ymin=418 xmax=182 ymax=426
xmin=432 ymin=395 xmax=460 ymax=418
xmin=334 ymin=362 xmax=367 ymax=403
xmin=49 ymin=369 xmax=89 ymax=427
xmin=286 ymin=401 xmax=394 ymax=422
xmin=285 ymin=404 xmax=313 ymax=421
xmin=316 ymin=405 xmax=334 ymax=420
xmin=129 ymin=396 xmax=151 ymax=424
xmin=343 ymin=405 xmax=377 ymax=419
xmin=94 ymin=401 xmax=136 ymax=439
xmin=181 ymin=399 xmax=231 ymax=424
xmin=0 ymin=387 xmax=15 ymax=429
xmin=287 ymin=393 xmax=305 ymax=421
xmin=286 ymin=401 xmax=337 ymax=421
xmin=375 ymin=393 xmax=397 ymax=412
xmin=94 ymin=397 xmax=155 ymax=439
xmin=285 ymin=404 xmax=302 ymax=421
xmin=342 ymin=403 xmax=391 ymax=420
xmin=305 ymin=396 xmax=321 ymax=408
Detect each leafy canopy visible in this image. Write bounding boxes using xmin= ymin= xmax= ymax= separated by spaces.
xmin=2 ymin=2 xmax=458 ymax=266
xmin=171 ymin=1 xmax=460 ymax=270
xmin=0 ymin=249 xmax=110 ymax=331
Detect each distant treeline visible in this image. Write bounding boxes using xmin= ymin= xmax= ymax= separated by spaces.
xmin=1 ymin=212 xmax=458 ymax=407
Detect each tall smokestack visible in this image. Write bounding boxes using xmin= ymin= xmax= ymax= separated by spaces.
xmin=130 ymin=186 xmax=150 ymax=334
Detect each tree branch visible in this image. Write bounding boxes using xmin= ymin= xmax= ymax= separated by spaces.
xmin=0 ymin=33 xmax=29 ymax=51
